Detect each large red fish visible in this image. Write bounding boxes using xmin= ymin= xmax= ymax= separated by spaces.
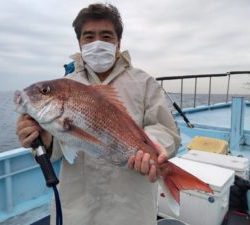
xmin=14 ymin=78 xmax=212 ymax=212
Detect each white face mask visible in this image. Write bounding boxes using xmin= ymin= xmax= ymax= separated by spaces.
xmin=81 ymin=40 xmax=117 ymax=73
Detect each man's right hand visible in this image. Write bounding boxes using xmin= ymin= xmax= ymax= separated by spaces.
xmin=16 ymin=114 xmax=52 ymax=149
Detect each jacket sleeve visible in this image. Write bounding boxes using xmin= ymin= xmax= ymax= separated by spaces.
xmin=143 ymin=77 xmax=181 ymax=158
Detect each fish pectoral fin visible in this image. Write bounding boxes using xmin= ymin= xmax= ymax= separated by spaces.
xmin=69 ymin=123 xmax=103 ymax=146
xmin=59 ymin=142 xmax=78 ymax=164
xmin=57 ymin=117 xmax=102 ymax=146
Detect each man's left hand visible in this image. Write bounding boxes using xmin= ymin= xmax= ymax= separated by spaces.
xmin=127 ymin=141 xmax=168 ymax=183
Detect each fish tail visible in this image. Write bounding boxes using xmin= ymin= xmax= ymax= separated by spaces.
xmin=158 ymin=161 xmax=213 ymax=215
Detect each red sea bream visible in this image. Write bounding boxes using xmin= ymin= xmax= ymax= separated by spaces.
xmin=14 ymin=78 xmax=213 ymax=214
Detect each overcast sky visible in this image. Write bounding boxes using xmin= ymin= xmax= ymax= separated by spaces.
xmin=0 ymin=0 xmax=250 ymax=93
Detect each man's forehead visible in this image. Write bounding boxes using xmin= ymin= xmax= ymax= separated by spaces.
xmin=82 ymin=29 xmax=115 ymax=34
xmin=81 ymin=19 xmax=115 ymax=32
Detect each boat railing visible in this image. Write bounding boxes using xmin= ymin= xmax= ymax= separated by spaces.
xmin=0 ymin=147 xmax=60 ymax=222
xmin=156 ymin=71 xmax=250 ymax=109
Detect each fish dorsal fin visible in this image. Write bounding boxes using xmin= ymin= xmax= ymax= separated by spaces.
xmin=93 ymin=85 xmax=129 ymax=114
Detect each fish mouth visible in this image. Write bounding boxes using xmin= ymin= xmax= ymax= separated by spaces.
xmin=14 ymin=90 xmax=28 ymax=113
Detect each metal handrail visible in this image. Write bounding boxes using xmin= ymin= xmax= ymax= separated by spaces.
xmin=156 ymin=71 xmax=250 ymax=109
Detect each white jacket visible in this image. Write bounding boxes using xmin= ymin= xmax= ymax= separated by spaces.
xmin=50 ymin=51 xmax=181 ymax=225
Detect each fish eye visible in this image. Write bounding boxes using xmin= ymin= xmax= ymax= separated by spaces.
xmin=40 ymin=85 xmax=51 ymax=95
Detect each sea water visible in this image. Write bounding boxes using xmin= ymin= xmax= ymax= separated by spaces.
xmin=0 ymin=91 xmax=20 ymax=152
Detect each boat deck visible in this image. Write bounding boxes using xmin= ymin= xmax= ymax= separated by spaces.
xmin=175 ymin=101 xmax=250 ymax=162
xmin=176 ymin=104 xmax=250 ymax=130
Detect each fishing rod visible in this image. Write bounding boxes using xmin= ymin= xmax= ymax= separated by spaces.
xmin=166 ymin=92 xmax=194 ymax=128
xmin=31 ymin=137 xmax=63 ymax=225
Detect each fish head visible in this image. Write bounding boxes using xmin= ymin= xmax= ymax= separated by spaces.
xmin=14 ymin=79 xmax=69 ymax=124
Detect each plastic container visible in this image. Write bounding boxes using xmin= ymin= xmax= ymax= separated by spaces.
xmin=187 ymin=136 xmax=228 ymax=154
xmin=158 ymin=157 xmax=235 ymax=225
xmin=181 ymin=150 xmax=249 ymax=179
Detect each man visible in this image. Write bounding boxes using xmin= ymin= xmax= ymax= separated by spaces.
xmin=16 ymin=3 xmax=180 ymax=225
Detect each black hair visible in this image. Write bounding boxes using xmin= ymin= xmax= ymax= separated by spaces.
xmin=72 ymin=3 xmax=123 ymax=41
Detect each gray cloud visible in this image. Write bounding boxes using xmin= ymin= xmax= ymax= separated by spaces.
xmin=0 ymin=0 xmax=249 ymax=92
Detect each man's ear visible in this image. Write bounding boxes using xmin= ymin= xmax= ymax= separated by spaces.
xmin=117 ymin=41 xmax=121 ymax=49
xmin=78 ymin=41 xmax=82 ymax=51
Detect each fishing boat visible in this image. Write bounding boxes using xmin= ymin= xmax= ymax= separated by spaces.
xmin=0 ymin=71 xmax=249 ymax=225
xmin=156 ymin=71 xmax=250 ymax=225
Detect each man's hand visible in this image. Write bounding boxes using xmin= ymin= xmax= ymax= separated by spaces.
xmin=16 ymin=114 xmax=52 ymax=149
xmin=128 ymin=141 xmax=168 ymax=183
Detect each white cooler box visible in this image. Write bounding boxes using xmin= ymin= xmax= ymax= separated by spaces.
xmin=181 ymin=150 xmax=249 ymax=179
xmin=158 ymin=157 xmax=235 ymax=225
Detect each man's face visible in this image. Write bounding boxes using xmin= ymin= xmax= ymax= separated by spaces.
xmin=79 ymin=19 xmax=120 ymax=48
